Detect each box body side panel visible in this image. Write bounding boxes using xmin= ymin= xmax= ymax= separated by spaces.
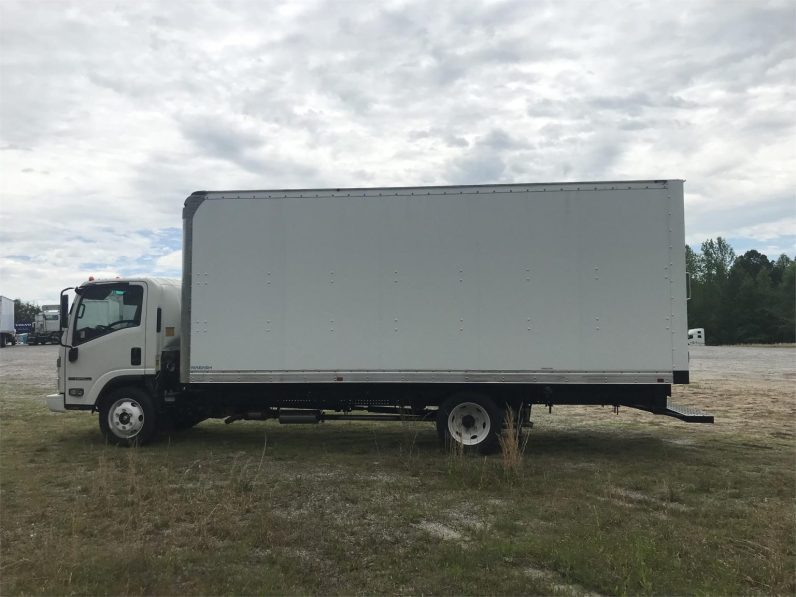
xmin=0 ymin=296 xmax=14 ymax=333
xmin=187 ymin=185 xmax=683 ymax=379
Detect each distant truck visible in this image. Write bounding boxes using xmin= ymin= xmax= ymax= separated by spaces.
xmin=48 ymin=180 xmax=713 ymax=449
xmin=28 ymin=305 xmax=62 ymax=345
xmin=0 ymin=296 xmax=15 ymax=347
xmin=688 ymin=328 xmax=706 ymax=345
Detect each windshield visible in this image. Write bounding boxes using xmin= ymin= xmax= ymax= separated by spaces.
xmin=73 ymin=284 xmax=143 ymax=345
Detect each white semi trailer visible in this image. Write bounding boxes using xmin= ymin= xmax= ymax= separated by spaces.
xmin=0 ymin=295 xmax=16 ymax=347
xmin=48 ymin=180 xmax=712 ymax=450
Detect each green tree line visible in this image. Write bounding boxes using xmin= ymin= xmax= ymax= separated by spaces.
xmin=14 ymin=299 xmax=41 ymax=324
xmin=687 ymin=238 xmax=795 ymax=344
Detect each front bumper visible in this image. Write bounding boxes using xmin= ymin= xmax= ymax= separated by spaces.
xmin=47 ymin=393 xmax=66 ymax=412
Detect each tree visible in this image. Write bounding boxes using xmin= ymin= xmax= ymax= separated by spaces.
xmin=685 ymin=245 xmax=703 ymax=281
xmin=773 ymin=258 xmax=796 ymax=342
xmin=14 ymin=300 xmax=40 ymax=324
xmin=732 ymin=249 xmax=772 ymax=279
xmin=688 ymin=238 xmax=795 ymax=344
xmin=771 ymin=254 xmax=793 ymax=286
xmin=700 ymin=237 xmax=735 ymax=283
xmin=725 ymin=265 xmax=775 ymax=343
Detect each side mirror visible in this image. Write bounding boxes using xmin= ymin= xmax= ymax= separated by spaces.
xmin=60 ymin=293 xmax=69 ymax=328
xmin=58 ymin=286 xmax=75 ymax=349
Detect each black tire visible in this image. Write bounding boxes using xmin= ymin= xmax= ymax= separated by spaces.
xmin=0 ymin=334 xmax=5 ymax=348
xmin=437 ymin=393 xmax=503 ymax=455
xmin=98 ymin=386 xmax=158 ymax=446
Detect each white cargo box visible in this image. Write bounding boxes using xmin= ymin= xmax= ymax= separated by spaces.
xmin=182 ymin=181 xmax=688 ymax=385
xmin=0 ymin=296 xmax=14 ymax=335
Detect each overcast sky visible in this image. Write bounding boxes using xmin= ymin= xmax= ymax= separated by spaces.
xmin=1 ymin=0 xmax=794 ymax=303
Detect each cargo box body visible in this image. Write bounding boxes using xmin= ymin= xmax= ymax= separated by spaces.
xmin=0 ymin=295 xmax=15 ymax=347
xmin=0 ymin=296 xmax=14 ymax=335
xmin=181 ymin=180 xmax=688 ymax=386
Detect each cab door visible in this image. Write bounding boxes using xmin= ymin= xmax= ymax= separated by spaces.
xmin=64 ymin=282 xmax=147 ymax=408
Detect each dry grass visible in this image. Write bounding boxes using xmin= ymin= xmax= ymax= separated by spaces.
xmin=498 ymin=408 xmax=530 ymax=478
xmin=1 ymin=345 xmax=795 ymax=595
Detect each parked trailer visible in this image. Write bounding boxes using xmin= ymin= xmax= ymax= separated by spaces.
xmin=0 ymin=296 xmax=16 ymax=348
xmin=48 ymin=180 xmax=712 ymax=450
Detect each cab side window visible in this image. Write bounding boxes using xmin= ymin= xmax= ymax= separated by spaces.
xmin=74 ymin=285 xmax=143 ymax=345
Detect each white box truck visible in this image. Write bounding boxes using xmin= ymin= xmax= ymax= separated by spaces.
xmin=48 ymin=180 xmax=712 ymax=450
xmin=0 ymin=295 xmax=16 ymax=347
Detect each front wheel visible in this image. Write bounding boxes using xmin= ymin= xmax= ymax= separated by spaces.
xmin=437 ymin=394 xmax=503 ymax=454
xmin=98 ymin=386 xmax=157 ymax=446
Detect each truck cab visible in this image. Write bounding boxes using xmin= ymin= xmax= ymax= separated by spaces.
xmin=688 ymin=328 xmax=706 ymax=345
xmin=29 ymin=310 xmax=61 ymax=344
xmin=47 ymin=279 xmax=181 ymax=435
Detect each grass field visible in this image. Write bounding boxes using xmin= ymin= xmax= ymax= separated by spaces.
xmin=1 ymin=346 xmax=794 ymax=595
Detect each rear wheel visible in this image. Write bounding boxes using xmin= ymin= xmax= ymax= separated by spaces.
xmin=98 ymin=386 xmax=157 ymax=446
xmin=437 ymin=394 xmax=503 ymax=454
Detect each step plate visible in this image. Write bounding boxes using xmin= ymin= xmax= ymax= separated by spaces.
xmin=664 ymin=403 xmax=714 ymax=423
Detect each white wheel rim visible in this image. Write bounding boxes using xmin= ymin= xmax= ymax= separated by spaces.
xmin=448 ymin=402 xmax=491 ymax=446
xmin=108 ymin=398 xmax=145 ymax=438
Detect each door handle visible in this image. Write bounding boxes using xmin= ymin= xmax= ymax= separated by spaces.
xmin=131 ymin=347 xmax=142 ymax=366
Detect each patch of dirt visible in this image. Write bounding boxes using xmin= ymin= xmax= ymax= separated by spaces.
xmin=447 ymin=509 xmax=486 ymax=531
xmin=607 ymin=487 xmax=691 ymax=512
xmin=0 ymin=345 xmax=59 ymax=391
xmin=356 ymin=471 xmax=418 ymax=484
xmin=416 ymin=521 xmax=463 ymax=541
xmin=415 ymin=504 xmax=490 ymax=544
xmin=524 ymin=565 xmax=606 ymax=596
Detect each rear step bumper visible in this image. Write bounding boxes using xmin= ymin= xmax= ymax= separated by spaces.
xmin=661 ymin=403 xmax=714 ymax=423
